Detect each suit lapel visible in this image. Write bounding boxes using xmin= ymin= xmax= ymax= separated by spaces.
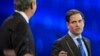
xmin=64 ymin=34 xmax=81 ymax=56
xmin=83 ymin=38 xmax=91 ymax=56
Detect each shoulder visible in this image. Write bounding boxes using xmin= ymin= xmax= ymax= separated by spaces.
xmin=1 ymin=12 xmax=26 ymax=31
xmin=56 ymin=35 xmax=66 ymax=42
xmin=2 ymin=13 xmax=21 ymax=25
xmin=83 ymin=36 xmax=90 ymax=43
xmin=54 ymin=34 xmax=68 ymax=45
xmin=83 ymin=36 xmax=89 ymax=40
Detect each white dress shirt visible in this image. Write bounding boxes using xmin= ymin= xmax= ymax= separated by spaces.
xmin=68 ymin=31 xmax=88 ymax=56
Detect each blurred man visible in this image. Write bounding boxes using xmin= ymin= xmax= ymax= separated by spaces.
xmin=51 ymin=9 xmax=91 ymax=56
xmin=0 ymin=0 xmax=37 ymax=56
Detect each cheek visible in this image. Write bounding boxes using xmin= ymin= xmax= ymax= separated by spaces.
xmin=67 ymin=23 xmax=75 ymax=30
xmin=82 ymin=21 xmax=84 ymax=26
xmin=34 ymin=4 xmax=37 ymax=11
xmin=81 ymin=23 xmax=84 ymax=28
xmin=32 ymin=4 xmax=37 ymax=12
xmin=68 ymin=25 xmax=74 ymax=30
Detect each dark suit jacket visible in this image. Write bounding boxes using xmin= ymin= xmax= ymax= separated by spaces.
xmin=0 ymin=12 xmax=35 ymax=56
xmin=51 ymin=34 xmax=91 ymax=56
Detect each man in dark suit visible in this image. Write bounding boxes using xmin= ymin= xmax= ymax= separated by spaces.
xmin=0 ymin=0 xmax=37 ymax=56
xmin=51 ymin=9 xmax=91 ymax=56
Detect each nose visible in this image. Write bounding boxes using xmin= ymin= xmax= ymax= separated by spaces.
xmin=76 ymin=22 xmax=80 ymax=27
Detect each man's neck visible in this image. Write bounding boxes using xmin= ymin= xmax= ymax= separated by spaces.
xmin=24 ymin=10 xmax=32 ymax=19
xmin=68 ymin=31 xmax=81 ymax=38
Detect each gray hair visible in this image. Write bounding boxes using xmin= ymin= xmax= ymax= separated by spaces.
xmin=14 ymin=0 xmax=36 ymax=11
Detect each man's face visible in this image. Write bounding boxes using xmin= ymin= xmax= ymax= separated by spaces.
xmin=67 ymin=13 xmax=84 ymax=35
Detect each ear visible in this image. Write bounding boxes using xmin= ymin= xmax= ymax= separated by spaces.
xmin=30 ymin=3 xmax=33 ymax=9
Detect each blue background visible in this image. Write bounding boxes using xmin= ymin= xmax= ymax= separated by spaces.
xmin=0 ymin=0 xmax=100 ymax=56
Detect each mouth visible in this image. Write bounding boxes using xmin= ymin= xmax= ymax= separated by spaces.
xmin=75 ymin=28 xmax=81 ymax=31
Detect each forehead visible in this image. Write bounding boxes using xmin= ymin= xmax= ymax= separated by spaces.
xmin=69 ymin=13 xmax=83 ymax=21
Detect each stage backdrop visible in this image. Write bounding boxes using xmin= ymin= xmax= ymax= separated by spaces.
xmin=0 ymin=0 xmax=100 ymax=56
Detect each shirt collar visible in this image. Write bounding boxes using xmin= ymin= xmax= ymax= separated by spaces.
xmin=15 ymin=10 xmax=29 ymax=23
xmin=68 ymin=31 xmax=82 ymax=40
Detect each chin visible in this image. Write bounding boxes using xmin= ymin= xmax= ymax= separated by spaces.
xmin=74 ymin=32 xmax=81 ymax=35
xmin=77 ymin=32 xmax=82 ymax=35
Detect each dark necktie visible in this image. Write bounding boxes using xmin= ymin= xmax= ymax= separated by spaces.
xmin=77 ymin=38 xmax=86 ymax=56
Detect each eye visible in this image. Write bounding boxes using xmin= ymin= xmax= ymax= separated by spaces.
xmin=79 ymin=20 xmax=82 ymax=23
xmin=72 ymin=21 xmax=76 ymax=24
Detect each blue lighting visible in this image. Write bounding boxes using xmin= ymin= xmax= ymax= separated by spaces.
xmin=0 ymin=0 xmax=100 ymax=56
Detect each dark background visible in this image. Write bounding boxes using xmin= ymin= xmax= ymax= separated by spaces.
xmin=0 ymin=0 xmax=100 ymax=56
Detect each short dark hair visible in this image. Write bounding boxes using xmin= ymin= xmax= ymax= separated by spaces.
xmin=14 ymin=0 xmax=36 ymax=11
xmin=65 ymin=9 xmax=84 ymax=22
